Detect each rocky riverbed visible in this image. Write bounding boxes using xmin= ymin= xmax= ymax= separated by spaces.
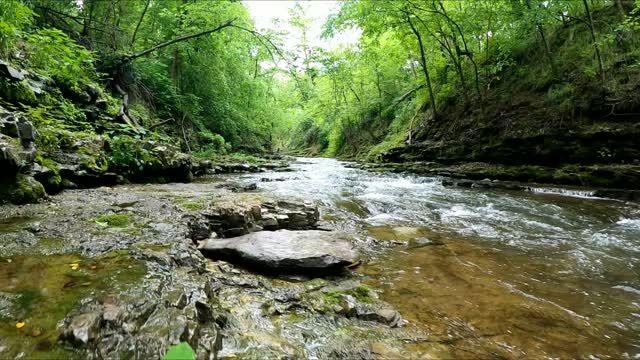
xmin=0 ymin=161 xmax=411 ymax=359
xmin=2 ymin=157 xmax=640 ymax=359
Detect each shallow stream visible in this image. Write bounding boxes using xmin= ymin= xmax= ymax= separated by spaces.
xmin=1 ymin=157 xmax=639 ymax=358
xmin=249 ymin=157 xmax=640 ymax=358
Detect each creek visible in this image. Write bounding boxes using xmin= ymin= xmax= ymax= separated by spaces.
xmin=249 ymin=157 xmax=640 ymax=358
xmin=0 ymin=157 xmax=638 ymax=359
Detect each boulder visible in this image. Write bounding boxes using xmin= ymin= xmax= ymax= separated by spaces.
xmin=0 ymin=108 xmax=38 ymax=173
xmin=199 ymin=230 xmax=359 ymax=273
xmin=59 ymin=312 xmax=102 ymax=345
xmin=0 ymin=174 xmax=46 ymax=204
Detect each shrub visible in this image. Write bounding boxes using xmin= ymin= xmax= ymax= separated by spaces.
xmin=0 ymin=1 xmax=33 ymax=59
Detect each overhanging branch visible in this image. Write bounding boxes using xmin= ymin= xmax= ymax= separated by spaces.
xmin=123 ymin=18 xmax=237 ymax=62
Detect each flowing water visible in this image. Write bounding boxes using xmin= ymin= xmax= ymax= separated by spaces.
xmin=247 ymin=157 xmax=640 ymax=359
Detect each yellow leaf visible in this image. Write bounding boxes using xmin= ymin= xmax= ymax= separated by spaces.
xmin=16 ymin=321 xmax=25 ymax=329
xmin=69 ymin=263 xmax=80 ymax=270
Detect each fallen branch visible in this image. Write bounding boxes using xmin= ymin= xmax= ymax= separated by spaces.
xmin=395 ymin=84 xmax=425 ymax=105
xmin=148 ymin=118 xmax=174 ymax=130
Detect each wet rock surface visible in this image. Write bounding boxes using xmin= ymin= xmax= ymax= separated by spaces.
xmin=0 ymin=172 xmax=409 ymax=359
xmin=199 ymin=230 xmax=359 ymax=273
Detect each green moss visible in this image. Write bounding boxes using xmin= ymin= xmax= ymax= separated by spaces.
xmin=352 ymin=285 xmax=372 ymax=303
xmin=137 ymin=244 xmax=170 ymax=251
xmin=95 ymin=213 xmax=132 ymax=227
xmin=77 ymin=145 xmax=108 ymax=173
xmin=35 ymin=125 xmax=97 ymax=158
xmin=0 ymin=79 xmax=38 ymax=105
xmin=102 ymin=249 xmax=132 ymax=259
xmin=121 ymin=228 xmax=142 ymax=236
xmin=323 ymin=285 xmax=373 ymax=307
xmin=34 ymin=156 xmax=63 ymax=192
xmin=182 ymin=202 xmax=205 ymax=210
xmin=323 ymin=290 xmax=342 ymax=305
xmin=0 ymin=174 xmax=47 ymax=205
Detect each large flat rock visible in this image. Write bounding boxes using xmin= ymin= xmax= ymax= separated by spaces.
xmin=199 ymin=230 xmax=359 ymax=273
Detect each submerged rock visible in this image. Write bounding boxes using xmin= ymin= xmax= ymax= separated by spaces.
xmin=199 ymin=230 xmax=359 ymax=273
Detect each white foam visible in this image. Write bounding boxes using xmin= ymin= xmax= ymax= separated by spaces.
xmin=613 ymin=285 xmax=640 ymax=295
xmin=528 ymin=187 xmax=597 ymax=198
xmin=365 ymin=213 xmax=405 ymax=225
xmin=616 ymin=218 xmax=640 ymax=229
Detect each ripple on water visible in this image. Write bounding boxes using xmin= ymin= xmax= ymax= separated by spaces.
xmin=238 ymin=157 xmax=640 ymax=358
xmin=613 ymin=285 xmax=640 ymax=295
xmin=365 ymin=213 xmax=406 ymax=225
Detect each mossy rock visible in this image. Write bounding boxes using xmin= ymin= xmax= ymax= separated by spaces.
xmin=34 ymin=157 xmax=63 ymax=194
xmin=95 ymin=213 xmax=132 ymax=227
xmin=0 ymin=79 xmax=38 ymax=106
xmin=0 ymin=174 xmax=46 ymax=205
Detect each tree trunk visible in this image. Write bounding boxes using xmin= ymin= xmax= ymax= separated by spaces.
xmin=395 ymin=84 xmax=425 ymax=105
xmin=181 ymin=115 xmax=191 ymax=153
xmin=114 ymin=84 xmax=141 ymax=130
xmin=436 ymin=1 xmax=481 ymax=100
xmin=537 ymin=26 xmax=557 ymax=76
xmin=407 ymin=17 xmax=437 ymax=120
xmin=582 ymin=0 xmax=605 ymax=85
xmin=171 ymin=48 xmax=179 ymax=87
xmin=525 ymin=0 xmax=557 ymax=77
xmin=131 ymin=0 xmax=151 ymax=47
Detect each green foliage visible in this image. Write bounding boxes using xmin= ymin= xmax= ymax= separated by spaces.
xmin=95 ymin=214 xmax=132 ymax=228
xmin=0 ymin=0 xmax=634 ymax=181
xmin=24 ymin=28 xmax=95 ymax=89
xmin=108 ymin=135 xmax=163 ymax=174
xmin=547 ymin=83 xmax=576 ymax=116
xmin=193 ymin=130 xmax=229 ymax=158
xmin=162 ymin=342 xmax=195 ymax=360
xmin=0 ymin=1 xmax=34 ymax=59
xmin=272 ymin=0 xmax=638 ymax=159
xmin=622 ymin=3 xmax=640 ymax=31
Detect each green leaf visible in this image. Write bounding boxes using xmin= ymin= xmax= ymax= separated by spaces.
xmin=162 ymin=342 xmax=195 ymax=360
